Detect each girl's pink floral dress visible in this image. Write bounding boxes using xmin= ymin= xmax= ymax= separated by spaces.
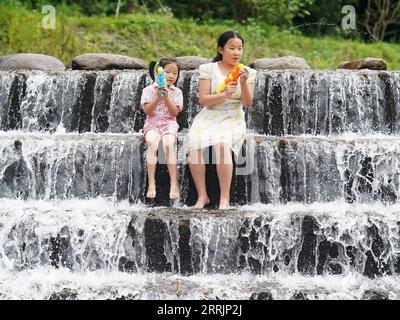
xmin=140 ymin=83 xmax=183 ymax=138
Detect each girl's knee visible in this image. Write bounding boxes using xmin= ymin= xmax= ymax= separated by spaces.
xmin=215 ymin=144 xmax=232 ymax=164
xmin=214 ymin=144 xmax=230 ymax=155
xmin=146 ymin=136 xmax=161 ymax=149
xmin=162 ymin=135 xmax=176 ymax=151
xmin=188 ymin=149 xmax=204 ymax=164
xmin=163 ymin=141 xmax=175 ymax=153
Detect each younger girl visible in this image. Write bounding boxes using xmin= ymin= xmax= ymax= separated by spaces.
xmin=140 ymin=58 xmax=183 ymax=200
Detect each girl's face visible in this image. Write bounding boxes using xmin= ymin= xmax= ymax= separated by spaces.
xmin=164 ymin=63 xmax=179 ymax=86
xmin=219 ymin=37 xmax=243 ymax=66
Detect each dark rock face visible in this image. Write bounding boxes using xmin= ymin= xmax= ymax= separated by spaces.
xmin=49 ymin=226 xmax=74 ymax=269
xmin=297 ymin=216 xmax=318 ymax=275
xmin=363 ymin=224 xmax=392 ymax=278
xmin=0 ymin=54 xmax=65 ymax=72
xmin=338 ymin=58 xmax=387 ymax=70
xmin=317 ymin=240 xmax=345 ymax=275
xmin=144 ymin=217 xmax=173 ymax=273
xmin=72 ymin=54 xmax=147 ymax=70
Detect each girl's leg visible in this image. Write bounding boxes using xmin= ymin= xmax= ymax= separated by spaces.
xmin=214 ymin=143 xmax=233 ymax=209
xmin=188 ymin=148 xmax=210 ymax=208
xmin=162 ymin=134 xmax=180 ymax=199
xmin=145 ymin=130 xmax=161 ymax=198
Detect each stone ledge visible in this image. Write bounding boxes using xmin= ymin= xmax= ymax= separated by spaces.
xmin=0 ymin=53 xmax=65 ymax=72
xmin=72 ymin=53 xmax=147 ymax=70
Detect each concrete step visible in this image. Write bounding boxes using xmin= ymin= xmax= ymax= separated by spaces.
xmin=0 ymin=132 xmax=400 ymax=205
xmin=1 ymin=70 xmax=400 ymax=135
xmin=1 ymin=199 xmax=399 ymax=278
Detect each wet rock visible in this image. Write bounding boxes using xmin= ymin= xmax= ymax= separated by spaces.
xmin=49 ymin=226 xmax=73 ymax=269
xmin=48 ymin=288 xmax=78 ymax=300
xmin=297 ymin=216 xmax=318 ymax=275
xmin=115 ymin=293 xmax=136 ymax=300
xmin=173 ymin=56 xmax=210 ymax=70
xmin=327 ymin=263 xmax=342 ymax=275
xmin=337 ymin=58 xmax=387 ymax=70
xmin=144 ymin=217 xmax=172 ymax=273
xmin=290 ymin=291 xmax=310 ymax=300
xmin=250 ymin=291 xmax=273 ymax=300
xmin=249 ymin=56 xmax=311 ymax=71
xmin=364 ymin=224 xmax=391 ymax=278
xmin=177 ymin=219 xmax=193 ymax=275
xmin=361 ymin=290 xmax=389 ymax=300
xmin=2 ymin=158 xmax=31 ymax=199
xmin=72 ymin=53 xmax=147 ymax=70
xmin=1 ymin=73 xmax=25 ymax=130
xmin=0 ymin=53 xmax=65 ymax=71
xmin=248 ymin=257 xmax=262 ymax=274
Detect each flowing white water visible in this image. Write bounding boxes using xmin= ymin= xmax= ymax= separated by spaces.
xmin=0 ymin=268 xmax=399 ymax=300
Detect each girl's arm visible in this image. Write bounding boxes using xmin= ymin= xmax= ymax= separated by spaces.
xmin=142 ymin=96 xmax=160 ymax=115
xmin=143 ymin=86 xmax=165 ymax=115
xmin=240 ymin=82 xmax=255 ymax=108
xmin=239 ymin=68 xmax=255 ymax=108
xmin=199 ymin=79 xmax=236 ymax=107
xmin=164 ymin=88 xmax=181 ymax=117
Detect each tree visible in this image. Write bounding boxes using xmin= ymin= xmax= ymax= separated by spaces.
xmin=364 ymin=0 xmax=400 ymax=41
xmin=116 ymin=0 xmax=121 ymax=17
xmin=127 ymin=0 xmax=133 ymax=13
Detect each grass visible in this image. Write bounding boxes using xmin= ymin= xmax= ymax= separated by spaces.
xmin=1 ymin=5 xmax=399 ymax=69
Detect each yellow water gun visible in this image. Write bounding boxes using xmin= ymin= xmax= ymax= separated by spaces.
xmin=215 ymin=63 xmax=244 ymax=93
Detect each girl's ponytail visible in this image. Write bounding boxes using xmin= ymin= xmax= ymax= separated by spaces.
xmin=148 ymin=61 xmax=157 ymax=81
xmin=212 ymin=53 xmax=223 ymax=62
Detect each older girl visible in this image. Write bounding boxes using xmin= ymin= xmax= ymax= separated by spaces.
xmin=185 ymin=31 xmax=257 ymax=209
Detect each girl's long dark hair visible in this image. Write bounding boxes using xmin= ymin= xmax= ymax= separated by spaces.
xmin=148 ymin=58 xmax=181 ymax=85
xmin=212 ymin=31 xmax=244 ymax=62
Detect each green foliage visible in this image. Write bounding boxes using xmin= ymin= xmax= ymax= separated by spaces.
xmin=144 ymin=0 xmax=316 ymax=27
xmin=3 ymin=0 xmax=396 ymax=43
xmin=248 ymin=0 xmax=316 ymax=28
xmin=0 ymin=5 xmax=399 ymax=69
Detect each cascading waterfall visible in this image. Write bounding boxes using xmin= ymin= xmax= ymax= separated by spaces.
xmin=248 ymin=70 xmax=400 ymax=136
xmin=0 ymin=68 xmax=400 ymax=300
xmin=0 ymin=132 xmax=143 ymax=201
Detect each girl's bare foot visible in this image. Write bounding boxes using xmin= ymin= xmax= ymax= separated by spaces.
xmin=193 ymin=196 xmax=210 ymax=209
xmin=146 ymin=185 xmax=156 ymax=199
xmin=169 ymin=182 xmax=180 ymax=200
xmin=219 ymin=198 xmax=232 ymax=210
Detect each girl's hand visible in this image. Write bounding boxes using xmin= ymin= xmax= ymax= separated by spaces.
xmin=239 ymin=67 xmax=250 ymax=86
xmin=157 ymin=86 xmax=169 ymax=99
xmin=223 ymin=83 xmax=237 ymax=99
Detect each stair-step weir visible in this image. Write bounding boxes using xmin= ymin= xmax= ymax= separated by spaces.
xmin=0 ymin=69 xmax=399 ymax=300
